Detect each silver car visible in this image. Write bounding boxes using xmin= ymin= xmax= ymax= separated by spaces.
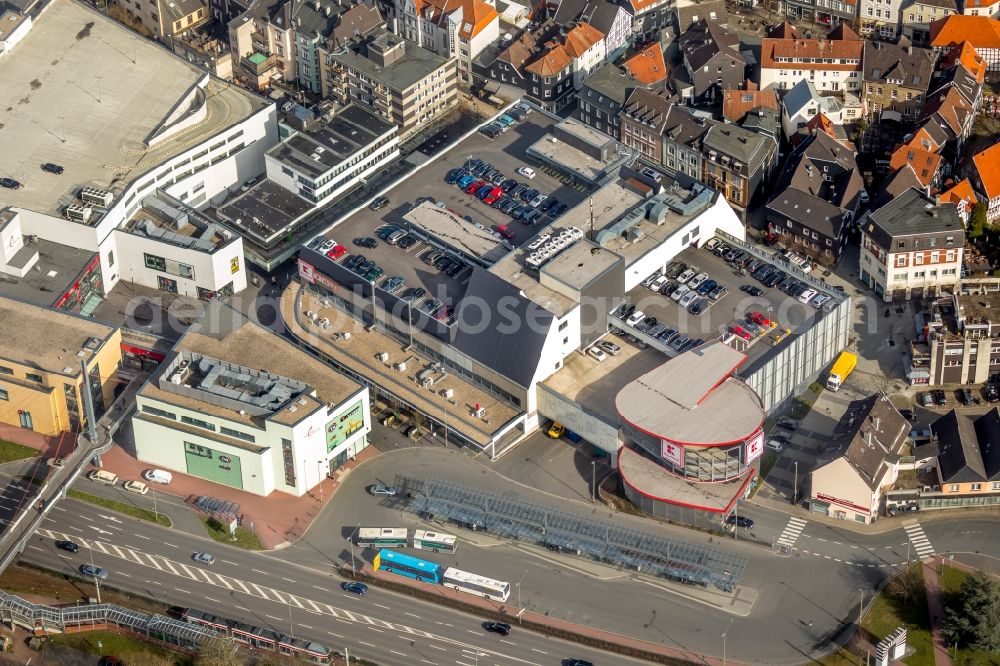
xmin=193 ymin=552 xmax=216 ymax=565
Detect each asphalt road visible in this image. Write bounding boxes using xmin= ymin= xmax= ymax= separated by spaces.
xmin=25 ymin=498 xmax=653 ymax=666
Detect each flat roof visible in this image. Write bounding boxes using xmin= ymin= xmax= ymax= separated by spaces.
xmin=332 ymin=36 xmax=451 ymax=92
xmin=528 ymin=133 xmax=615 ymax=182
xmin=541 ymin=239 xmax=623 ymax=291
xmin=267 ymin=105 xmax=394 ymax=180
xmin=0 ymin=296 xmax=116 ymax=376
xmin=285 ymin=285 xmax=520 ymax=446
xmin=0 ymin=0 xmax=266 ymax=217
xmin=0 ymin=236 xmax=95 ymax=307
xmin=123 ymin=194 xmax=233 ymax=252
xmin=215 ymin=180 xmax=313 ymax=243
xmin=616 ymin=342 xmax=765 ymax=445
xmin=619 ymin=446 xmax=753 ymax=511
xmin=404 ymin=202 xmax=508 ymax=262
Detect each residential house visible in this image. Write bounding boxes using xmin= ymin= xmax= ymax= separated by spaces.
xmin=739 ymin=106 xmax=783 ymax=148
xmin=228 ymin=0 xmax=294 ymax=91
xmin=781 ymin=78 xmax=852 ymax=140
xmin=759 ymin=22 xmax=864 ymax=93
xmin=678 ymin=19 xmax=745 ymax=106
xmin=623 ymin=42 xmax=668 ymax=88
xmin=795 ymin=112 xmax=857 ymax=149
xmin=781 ymin=0 xmax=859 ymax=26
xmin=859 ymin=0 xmax=905 ymax=38
xmin=901 ymin=0 xmax=958 ymax=45
xmin=911 ymin=291 xmax=1000 ymax=385
xmin=930 ymin=14 xmax=1000 ymax=69
xmin=118 ymin=0 xmax=209 ymax=40
xmin=972 ymin=142 xmax=1000 ymax=222
xmin=167 ymin=34 xmax=234 ymax=80
xmin=620 ymin=88 xmax=677 ymax=166
xmin=920 ymin=84 xmax=976 ymax=155
xmin=809 ymin=394 xmax=909 ymax=524
xmin=859 ymin=187 xmax=964 ymax=299
xmin=888 ymin=140 xmax=943 ymax=188
xmin=564 ymin=22 xmax=606 ymax=90
xmin=387 ymin=0 xmax=499 ymax=83
xmin=766 ymin=130 xmax=863 ymax=263
xmin=674 ymin=0 xmax=728 ymax=34
xmin=553 ymin=0 xmax=633 ymax=59
xmin=722 ymin=81 xmax=779 ymax=123
xmin=474 ymin=21 xmax=576 ymax=112
xmin=932 ymin=409 xmax=1000 ymax=496
xmin=962 ymin=0 xmax=1000 ymax=18
xmin=939 ymin=178 xmax=978 ymax=224
xmin=869 ymin=162 xmax=925 ymax=211
xmin=861 ymin=39 xmax=936 ymax=120
xmin=626 ymin=0 xmax=673 ymax=41
xmin=577 ymin=65 xmax=640 ymax=139
xmin=210 ymin=0 xmax=251 ymax=24
xmin=701 ymin=122 xmax=777 ymax=212
xmin=324 ymin=29 xmax=458 ymax=139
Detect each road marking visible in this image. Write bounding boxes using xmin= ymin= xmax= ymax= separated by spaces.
xmin=265 ymin=614 xmax=283 ymax=622
xmin=530 ymin=648 xmax=548 ymax=654
xmin=456 ymin=661 xmax=475 ymax=666
xmin=436 ymin=622 xmax=453 ymax=627
xmin=222 ymin=560 xmax=239 ymax=566
xmin=326 ymin=632 xmax=343 ymax=638
xmin=231 ymin=579 xmax=251 ymax=595
xmin=214 ymin=575 xmax=234 ymax=590
xmin=776 ymin=516 xmax=808 ymax=548
xmin=162 ymin=542 xmax=177 ymax=548
xmin=53 ymin=505 xmax=65 ymax=512
xmin=80 ymin=515 xmax=92 ymax=521
xmin=251 ymin=568 xmax=268 ymax=575
xmin=160 ymin=559 xmax=180 ymax=576
xmin=68 ymin=526 xmax=83 ymax=532
xmin=405 ymin=612 xmax=421 ymax=618
xmin=176 ymin=588 xmax=191 ymax=595
xmin=250 ymin=583 xmax=272 ymax=601
xmin=305 ymin=599 xmax=323 ymax=613
xmin=389 ymin=650 xmax=407 ymax=657
xmin=429 ymin=645 xmax=447 ymax=651
xmin=500 ymin=639 xmax=516 ymax=645
xmin=205 ymin=597 xmax=221 ymax=603
xmin=312 ymin=585 xmax=329 ymax=592
xmin=373 ymin=603 xmax=390 ymax=610
xmin=282 ymin=577 xmax=296 ymax=583
xmin=300 ymin=624 xmax=313 ymax=630
xmin=420 ymin=660 xmax=438 ymax=665
xmin=286 ymin=594 xmax=305 ymax=609
xmin=148 ymin=580 xmax=162 ymax=585
xmin=465 ymin=629 xmax=479 ymax=635
xmin=27 ymin=545 xmax=42 ymax=551
xmin=134 ymin=534 xmax=150 ymax=540
xmin=367 ymin=627 xmax=384 ymax=633
xmin=177 ymin=563 xmax=200 ymax=580
xmin=236 ymin=606 xmax=250 ymax=612
xmin=97 ymin=514 xmax=122 ymax=524
xmin=358 ymin=641 xmax=376 ymax=648
xmin=903 ymin=523 xmax=936 ymax=559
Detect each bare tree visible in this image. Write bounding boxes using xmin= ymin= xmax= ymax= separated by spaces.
xmin=195 ymin=637 xmax=242 ymax=666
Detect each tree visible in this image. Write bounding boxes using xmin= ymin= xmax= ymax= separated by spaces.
xmin=195 ymin=637 xmax=242 ymax=666
xmin=942 ymin=570 xmax=1000 ymax=652
xmin=886 ymin=564 xmax=924 ymax=605
xmin=970 ymin=202 xmax=988 ymax=239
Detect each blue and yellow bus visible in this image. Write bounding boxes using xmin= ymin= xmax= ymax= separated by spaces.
xmin=375 ymin=548 xmax=442 ymax=584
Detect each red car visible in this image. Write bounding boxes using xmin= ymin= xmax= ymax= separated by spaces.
xmin=748 ymin=311 xmax=774 ymax=328
xmin=326 ymin=244 xmax=347 ymax=260
xmin=484 ymin=187 xmax=503 ymax=205
xmin=465 ymin=180 xmax=485 ymax=194
xmin=494 ymin=224 xmax=515 ymax=240
xmin=730 ymin=325 xmax=752 ymax=341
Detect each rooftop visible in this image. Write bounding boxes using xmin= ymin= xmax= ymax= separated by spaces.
xmin=331 ymin=31 xmax=452 ymax=92
xmin=973 ymin=141 xmax=1000 ymax=199
xmin=0 ymin=0 xmax=265 ymax=218
xmin=266 ymin=105 xmax=395 ymax=180
xmin=122 ymin=192 xmax=237 ymax=253
xmin=827 ymin=394 xmax=909 ymax=491
xmin=930 ymin=15 xmax=1000 ymax=50
xmin=867 ymin=188 xmax=965 ymax=248
xmin=0 ymin=233 xmax=96 ymax=308
xmin=615 ymin=342 xmax=765 ymax=445
xmin=214 ymin=179 xmax=314 ymax=246
xmin=619 ymin=446 xmax=753 ymax=511
xmin=404 ymin=201 xmax=508 ymax=263
xmin=527 ymin=118 xmax=626 ymax=183
xmin=0 ymin=9 xmax=28 ymax=41
xmin=0 ymin=296 xmax=117 ymax=377
xmin=624 ymin=43 xmax=668 ymax=85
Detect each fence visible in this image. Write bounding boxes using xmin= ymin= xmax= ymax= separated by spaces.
xmin=0 ymin=591 xmax=217 ymax=651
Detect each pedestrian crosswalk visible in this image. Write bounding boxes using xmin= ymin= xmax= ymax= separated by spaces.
xmin=776 ymin=516 xmax=808 ymax=548
xmin=903 ymin=521 xmax=935 ymax=560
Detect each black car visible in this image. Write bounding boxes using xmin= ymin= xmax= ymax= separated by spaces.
xmin=369 ymin=196 xmax=390 ymax=211
xmin=562 ymin=660 xmax=595 ymax=666
xmin=726 ymin=515 xmax=754 ymax=529
xmin=741 ymin=285 xmax=763 ymax=297
xmin=0 ymin=177 xmax=22 ymax=189
xmin=401 ymin=287 xmax=427 ymax=303
xmin=522 ymin=188 xmax=540 ymax=202
xmin=55 ymin=540 xmax=80 ymax=553
xmin=342 ymin=582 xmax=368 ymax=595
xmin=899 ymin=409 xmax=915 ymax=421
xmin=986 ymin=384 xmax=1000 ymax=403
xmin=354 ymin=237 xmax=378 ymax=248
xmin=41 ymin=163 xmax=64 ymax=175
xmin=934 ymin=390 xmax=948 ymax=406
xmin=445 ymin=168 xmax=464 ymax=184
xmin=550 ymin=203 xmax=569 ymax=217
xmin=483 ymin=621 xmax=511 ymax=636
xmin=501 ymin=179 xmax=518 ymax=193
xmin=958 ymin=388 xmax=974 ymax=406
xmin=511 ymin=183 xmax=529 ymax=199
xmin=397 ymin=235 xmax=418 ymax=250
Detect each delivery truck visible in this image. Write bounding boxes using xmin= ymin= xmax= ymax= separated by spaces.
xmin=826 ymin=351 xmax=857 ymax=391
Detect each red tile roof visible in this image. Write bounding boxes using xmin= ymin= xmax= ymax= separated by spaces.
xmin=563 ymin=22 xmax=604 ymax=58
xmin=924 ymin=85 xmax=974 ymax=137
xmin=722 ymin=81 xmax=778 ymax=121
xmin=760 ymin=35 xmax=864 ymax=71
xmin=624 ymin=43 xmax=667 ymax=85
xmin=930 ymin=15 xmax=1000 ymax=50
xmin=890 ymin=144 xmax=942 ymax=187
xmin=525 ymin=44 xmax=572 ymax=76
xmin=973 ymin=142 xmax=1000 ymax=199
xmin=457 ymin=0 xmax=498 ymax=40
xmin=940 ymin=178 xmax=978 ymax=210
xmin=943 ymin=41 xmax=988 ymax=83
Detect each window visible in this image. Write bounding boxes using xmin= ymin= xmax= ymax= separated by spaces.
xmin=108 ymin=250 xmax=115 ymax=268
xmin=220 ymin=426 xmax=256 ymax=443
xmin=26 ymin=373 xmax=43 ymax=383
xmin=181 ymin=415 xmax=216 ymax=431
xmin=0 ymin=366 xmax=11 ymax=375
xmin=0 ymin=388 xmax=7 ymax=401
xmin=896 ymin=256 xmax=905 ymax=267
xmin=970 ymin=483 xmax=982 ymax=491
xmin=144 ymin=253 xmax=167 ymax=271
xmin=142 ymin=405 xmax=176 ymax=420
xmin=558 ymin=320 xmax=568 ymax=331
xmin=949 ymin=484 xmax=959 ymax=492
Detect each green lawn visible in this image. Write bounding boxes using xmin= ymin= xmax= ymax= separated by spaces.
xmin=0 ymin=439 xmax=39 ymax=464
xmin=49 ymin=629 xmax=192 ymax=665
xmin=202 ymin=517 xmax=264 ymax=550
xmin=863 ymin=564 xmax=935 ymax=666
xmin=67 ymin=489 xmax=172 ymax=528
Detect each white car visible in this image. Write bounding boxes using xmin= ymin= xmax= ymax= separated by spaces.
xmin=678 ymin=290 xmax=698 ymax=308
xmin=810 ymin=293 xmax=831 ymax=308
xmin=516 ymin=167 xmax=536 ymax=179
xmin=677 ymin=268 xmax=697 ymax=284
xmin=798 ymin=288 xmax=818 ymax=303
xmin=318 ymin=238 xmax=336 ymax=253
xmin=670 ymin=285 xmax=690 ymax=302
xmin=625 ymin=310 xmax=646 ymax=327
xmin=650 ymin=275 xmax=670 ymax=291
xmin=587 ymin=346 xmax=607 ymax=362
xmin=641 ymin=271 xmax=662 ymax=288
xmin=123 ymin=480 xmax=148 ymax=495
xmin=530 ymin=194 xmax=548 ymax=208
xmin=687 ymin=273 xmax=708 ymax=290
xmin=765 ymin=439 xmax=784 ymax=453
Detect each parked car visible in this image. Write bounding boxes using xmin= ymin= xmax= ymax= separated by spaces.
xmin=687 ymin=273 xmax=708 ymax=290
xmin=516 ymin=167 xmax=536 ymax=179
xmin=0 ymin=177 xmax=22 ymax=189
xmin=354 ymin=237 xmax=378 ymax=249
xmin=776 ymin=417 xmax=799 ymax=430
xmin=56 ymin=540 xmax=80 ymax=553
xmin=920 ymin=392 xmax=935 ymax=407
xmin=368 ymin=483 xmax=398 ymax=496
xmin=765 ymin=439 xmax=784 ymax=453
xmin=986 ymin=384 xmax=1000 ymax=403
xmin=80 ymin=564 xmax=108 ymax=580
xmin=797 ymin=289 xmax=817 ymax=303
xmin=368 ymin=196 xmax=390 ymax=211
xmin=726 ymin=515 xmax=754 ymax=529
xmin=587 ymin=346 xmax=607 ymax=362
xmin=597 ymin=340 xmax=621 ymax=356
xmin=958 ymin=388 xmax=974 ymax=406
xmin=41 ymin=163 xmax=64 ymax=174
xmin=741 ymin=285 xmax=763 ymax=297
xmin=933 ymin=390 xmax=948 ymax=406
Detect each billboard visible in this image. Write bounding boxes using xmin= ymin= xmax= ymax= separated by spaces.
xmin=744 ymin=430 xmax=764 ymax=464
xmin=660 ymin=439 xmax=684 ymax=467
xmin=326 ymin=401 xmax=366 ymax=452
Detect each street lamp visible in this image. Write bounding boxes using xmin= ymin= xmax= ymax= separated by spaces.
xmin=792 ymin=460 xmax=799 ymax=505
xmin=591 ymin=461 xmax=596 ymax=503
xmin=89 ymin=543 xmax=102 ymax=604
xmin=317 ymin=460 xmax=325 ymax=503
xmin=287 ymin=598 xmax=294 ymax=638
xmin=515 ymin=569 xmax=528 ymax=624
xmin=349 ymin=524 xmax=360 ymax=578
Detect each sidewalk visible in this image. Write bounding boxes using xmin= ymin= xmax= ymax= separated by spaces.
xmin=921 ymin=560 xmax=952 ymax=666
xmin=93 ymin=442 xmax=380 ymax=549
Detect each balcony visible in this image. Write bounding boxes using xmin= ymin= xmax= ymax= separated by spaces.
xmin=240 ymin=52 xmax=279 ymax=77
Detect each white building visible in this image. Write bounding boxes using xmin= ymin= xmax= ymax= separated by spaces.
xmin=390 ymin=0 xmax=500 ymax=83
xmin=0 ymin=10 xmax=31 ymax=56
xmin=859 ymin=0 xmax=905 ymax=37
xmin=0 ymin=0 xmax=276 ymax=312
xmin=265 ymin=105 xmax=400 ymax=206
xmin=781 ymin=79 xmax=850 ymax=140
xmin=963 ymin=0 xmax=1000 ymax=18
xmin=759 ymin=27 xmax=864 ymax=93
xmin=134 ymin=311 xmax=372 ymax=497
xmin=859 ymin=188 xmax=965 ymax=300
xmin=564 ymin=22 xmax=606 ymax=90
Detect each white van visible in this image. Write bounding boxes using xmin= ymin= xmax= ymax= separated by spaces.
xmin=143 ymin=469 xmax=172 ymax=485
xmin=87 ymin=470 xmax=118 ymax=486
xmin=123 ymin=480 xmax=149 ymax=495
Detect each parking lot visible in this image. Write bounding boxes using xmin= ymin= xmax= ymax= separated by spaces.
xmin=608 ymin=239 xmax=839 ymax=363
xmin=309 ymin=105 xmax=595 ymax=315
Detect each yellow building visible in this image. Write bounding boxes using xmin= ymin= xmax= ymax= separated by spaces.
xmin=0 ymin=297 xmax=122 ymax=438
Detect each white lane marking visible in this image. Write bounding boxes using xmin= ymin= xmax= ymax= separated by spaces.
xmin=265 ymin=614 xmax=283 ymax=622
xmin=305 ymin=599 xmax=323 ymax=613
xmin=205 ymin=597 xmax=221 ymax=603
xmin=312 ymin=585 xmax=329 ymax=592
xmin=358 ymin=641 xmax=376 ymax=647
xmin=176 ymin=563 xmax=200 ymax=580
xmin=134 ymin=534 xmax=150 ymax=540
xmin=27 ymin=545 xmax=42 ymax=552
xmin=286 ymin=594 xmax=305 ymax=609
xmin=373 ymin=603 xmax=390 ymax=610
xmin=176 ymin=588 xmax=191 ymax=595
xmin=250 ymin=583 xmax=272 ymax=601
xmin=327 ymin=632 xmax=343 ymax=638
xmin=420 ymin=660 xmax=438 ymax=665
xmin=80 ymin=515 xmax=92 ymax=522
xmin=162 ymin=542 xmax=177 ymax=548
xmin=251 ymin=568 xmax=268 ymax=575
xmin=214 ymin=575 xmax=234 ymax=590
xmin=282 ymin=577 xmax=296 ymax=583
xmin=389 ymin=650 xmax=407 ymax=657
xmin=405 ymin=612 xmax=421 ymax=618
xmin=53 ymin=506 xmax=66 ymax=512
xmin=367 ymin=627 xmax=384 ymax=633
xmin=429 ymin=645 xmax=448 ymax=651
xmin=530 ymin=648 xmax=548 ymax=654
xmin=161 ymin=559 xmax=180 ymax=576
xmin=222 ymin=560 xmax=239 ymax=566
xmin=231 ymin=579 xmax=251 ymax=595
xmin=299 ymin=624 xmax=313 ymax=630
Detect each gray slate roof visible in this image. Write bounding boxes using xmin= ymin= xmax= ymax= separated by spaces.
xmin=932 ymin=409 xmax=1000 ymax=483
xmin=866 ymin=187 xmax=965 ymax=251
xmin=862 ymin=41 xmax=934 ymax=89
xmin=553 ymin=0 xmax=623 ymax=37
xmin=675 ymin=0 xmax=728 ymax=31
xmin=679 ymin=18 xmax=743 ymax=72
xmin=840 ymin=394 xmax=909 ymax=491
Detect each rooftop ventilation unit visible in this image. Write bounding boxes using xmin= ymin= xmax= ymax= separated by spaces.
xmin=81 ymin=187 xmax=114 ymax=207
xmin=66 ymin=205 xmax=93 ymax=223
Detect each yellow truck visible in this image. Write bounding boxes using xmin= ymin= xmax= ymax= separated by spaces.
xmin=826 ymin=351 xmax=857 ymax=391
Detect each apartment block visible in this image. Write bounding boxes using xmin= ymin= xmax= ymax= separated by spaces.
xmin=759 ymin=22 xmax=864 ymax=92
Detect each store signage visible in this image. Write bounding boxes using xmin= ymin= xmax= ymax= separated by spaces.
xmin=660 ymin=439 xmax=684 ymax=467
xmin=744 ymin=430 xmax=764 ymax=464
